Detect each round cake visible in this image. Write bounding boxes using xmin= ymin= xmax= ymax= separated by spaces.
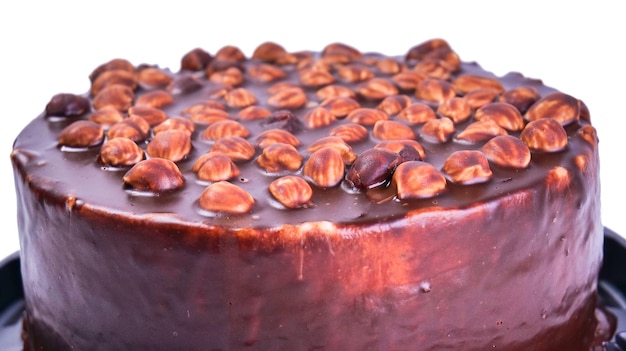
xmin=11 ymin=39 xmax=614 ymax=350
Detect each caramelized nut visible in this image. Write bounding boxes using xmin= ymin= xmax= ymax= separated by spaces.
xmin=414 ymin=58 xmax=452 ymax=80
xmin=238 ymin=106 xmax=272 ymax=121
xmin=135 ymin=90 xmax=173 ymax=109
xmin=319 ymin=96 xmax=360 ymax=117
xmin=347 ymin=108 xmax=389 ymax=126
xmin=202 ymin=120 xmax=250 ymax=141
xmin=347 ymin=148 xmax=402 ymax=189
xmin=215 ymin=45 xmax=246 ymax=62
xmin=90 ymin=58 xmax=135 ymax=82
xmin=420 ymin=117 xmax=455 ymax=143
xmin=248 ymin=63 xmax=286 ymax=82
xmin=209 ymin=67 xmax=244 ymax=87
xmin=307 ymin=136 xmax=357 ymax=164
xmin=406 ymin=39 xmax=452 ymax=61
xmin=577 ymin=125 xmax=598 ymax=147
xmin=153 ymin=116 xmax=195 ymax=136
xmin=88 ymin=105 xmax=125 ymax=127
xmin=58 ymin=120 xmax=104 ymax=148
xmin=180 ymin=48 xmax=213 ymax=71
xmin=474 ymin=102 xmax=525 ymax=131
xmin=186 ymin=107 xmax=229 ymax=125
xmin=100 ymin=137 xmax=144 ymax=167
xmin=199 ymin=181 xmax=254 ymax=214
xmin=392 ymin=71 xmax=427 ymax=91
xmin=463 ymin=88 xmax=500 ymax=109
xmin=137 ymin=67 xmax=173 ymax=90
xmin=392 ymin=161 xmax=447 ymax=199
xmin=482 ymin=135 xmax=531 ymax=169
xmin=45 ymin=93 xmax=91 ymax=117
xmin=356 ymin=78 xmax=398 ymax=100
xmin=269 ymin=176 xmax=313 ymax=209
xmin=436 ymin=97 xmax=472 ymax=123
xmin=337 ymin=63 xmax=374 ymax=82
xmin=452 ymin=74 xmax=504 ymax=95
xmin=415 ymin=78 xmax=456 ymax=104
xmin=520 ymin=118 xmax=568 ymax=152
xmin=299 ymin=68 xmax=335 ymax=87
xmin=210 ymin=136 xmax=256 ymax=161
xmin=224 ymin=88 xmax=258 ymax=108
xmin=128 ymin=105 xmax=168 ymax=127
xmin=372 ymin=120 xmax=416 ymax=140
xmin=256 ymin=143 xmax=303 ymax=172
xmin=524 ymin=92 xmax=580 ymax=126
xmin=376 ymin=57 xmax=403 ymax=74
xmin=545 ymin=166 xmax=571 ymax=192
xmin=377 ymin=95 xmax=412 ymax=116
xmin=146 ymin=130 xmax=192 ymax=162
xmin=93 ymin=84 xmax=134 ymax=111
xmin=107 ymin=116 xmax=151 ymax=142
xmin=498 ymin=86 xmax=540 ymax=114
xmin=304 ymin=107 xmax=337 ymax=129
xmin=455 ymin=120 xmax=507 ymax=143
xmin=374 ymin=139 xmax=426 ymax=160
xmin=442 ymin=150 xmax=492 ymax=184
xmin=267 ymin=87 xmax=307 ymax=109
xmin=193 ymin=151 xmax=240 ymax=182
xmin=123 ymin=158 xmax=184 ymax=193
xmin=321 ymin=42 xmax=362 ymax=63
xmin=328 ymin=123 xmax=369 ymax=144
xmin=256 ymin=129 xmax=301 ymax=148
xmin=397 ymin=102 xmax=437 ymax=124
xmin=90 ymin=69 xmax=137 ymax=96
xmin=252 ymin=41 xmax=288 ymax=62
xmin=303 ymin=147 xmax=345 ymax=188
xmin=316 ymin=84 xmax=356 ymax=100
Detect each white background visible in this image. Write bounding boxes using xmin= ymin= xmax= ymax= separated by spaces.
xmin=0 ymin=1 xmax=624 ymax=260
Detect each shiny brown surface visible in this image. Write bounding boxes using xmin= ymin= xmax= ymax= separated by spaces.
xmin=11 ymin=40 xmax=610 ymax=350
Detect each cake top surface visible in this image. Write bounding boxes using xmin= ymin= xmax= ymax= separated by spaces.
xmin=11 ymin=39 xmax=597 ymax=229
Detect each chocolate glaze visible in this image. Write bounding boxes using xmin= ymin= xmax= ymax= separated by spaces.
xmin=11 ymin=40 xmax=612 ymax=350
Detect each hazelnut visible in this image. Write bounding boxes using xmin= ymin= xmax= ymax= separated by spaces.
xmin=391 ymin=71 xmax=427 ymax=91
xmin=100 ymin=137 xmax=144 ymax=167
xmin=347 ymin=108 xmax=389 ymax=126
xmin=442 ymin=150 xmax=492 ymax=184
xmin=519 ymin=118 xmax=568 ymax=152
xmin=392 ymin=161 xmax=447 ymax=199
xmin=209 ymin=67 xmax=244 ymax=87
xmin=252 ymin=41 xmax=288 ymax=62
xmin=93 ymin=84 xmax=134 ymax=112
xmin=420 ymin=117 xmax=455 ymax=143
xmin=545 ymin=166 xmax=571 ymax=193
xmin=261 ymin=110 xmax=303 ymax=134
xmin=135 ymin=89 xmax=173 ymax=109
xmin=299 ymin=68 xmax=335 ymax=87
xmin=577 ymin=125 xmax=598 ymax=147
xmin=248 ymin=63 xmax=286 ymax=83
xmin=167 ymin=74 xmax=204 ymax=95
xmin=372 ymin=120 xmax=416 ymax=140
xmin=376 ymin=57 xmax=403 ymax=74
xmin=415 ymin=78 xmax=456 ymax=104
xmin=180 ymin=48 xmax=212 ymax=71
xmin=45 ymin=93 xmax=91 ymax=117
xmin=524 ymin=92 xmax=580 ymax=126
xmin=224 ymin=88 xmax=258 ymax=108
xmin=414 ymin=58 xmax=452 ymax=80
xmin=199 ymin=181 xmax=254 ymax=214
xmin=107 ymin=115 xmax=151 ymax=142
xmin=192 ymin=151 xmax=240 ymax=182
xmin=88 ymin=105 xmax=125 ymax=127
xmin=474 ymin=102 xmax=524 ymax=132
xmin=238 ymin=106 xmax=272 ymax=121
xmin=256 ymin=143 xmax=303 ymax=173
xmin=328 ymin=123 xmax=369 ymax=144
xmin=123 ymin=158 xmax=184 ymax=193
xmin=498 ymin=86 xmax=540 ymax=114
xmin=436 ymin=97 xmax=472 ymax=123
xmin=455 ymin=120 xmax=507 ymax=143
xmin=377 ymin=95 xmax=412 ymax=116
xmin=321 ymin=42 xmax=362 ymax=63
xmin=463 ymin=88 xmax=500 ymax=109
xmin=187 ymin=107 xmax=230 ymax=125
xmin=58 ymin=120 xmax=104 ymax=148
xmin=201 ymin=120 xmax=250 ymax=141
xmin=303 ymin=147 xmax=345 ymax=188
xmin=256 ymin=129 xmax=301 ymax=148
xmin=304 ymin=107 xmax=337 ymax=129
xmin=319 ymin=96 xmax=360 ymax=117
xmin=482 ymin=135 xmax=531 ymax=169
xmin=215 ymin=45 xmax=246 ymax=61
xmin=347 ymin=148 xmax=402 ymax=189
xmin=307 ymin=136 xmax=357 ymax=164
xmin=153 ymin=116 xmax=195 ymax=136
xmin=90 ymin=58 xmax=135 ymax=82
xmin=90 ymin=69 xmax=138 ymax=96
xmin=356 ymin=78 xmax=398 ymax=100
xmin=267 ymin=87 xmax=307 ymax=109
xmin=374 ymin=139 xmax=426 ymax=160
xmin=316 ymin=84 xmax=356 ymax=100
xmin=210 ymin=136 xmax=256 ymax=161
xmin=146 ymin=130 xmax=192 ymax=162
xmin=269 ymin=176 xmax=313 ymax=209
xmin=452 ymin=74 xmax=504 ymax=95
xmin=397 ymin=102 xmax=437 ymax=124
xmin=128 ymin=105 xmax=168 ymax=127
xmin=337 ymin=63 xmax=374 ymax=83
xmin=137 ymin=67 xmax=173 ymax=90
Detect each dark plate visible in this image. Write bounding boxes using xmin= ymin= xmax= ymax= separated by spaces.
xmin=2 ymin=229 xmax=626 ymax=350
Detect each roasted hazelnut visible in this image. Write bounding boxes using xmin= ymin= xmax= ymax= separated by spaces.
xmin=498 ymin=86 xmax=540 ymax=114
xmin=420 ymin=117 xmax=455 ymax=143
xmin=88 ymin=105 xmax=125 ymax=127
xmin=577 ymin=125 xmax=598 ymax=147
xmin=316 ymin=84 xmax=356 ymax=100
xmin=415 ymin=78 xmax=456 ymax=104
xmin=128 ymin=105 xmax=168 ymax=127
xmin=391 ymin=71 xmax=427 ymax=91
xmin=45 ymin=93 xmax=91 ymax=117
xmin=299 ymin=68 xmax=335 ymax=87
xmin=452 ymin=74 xmax=504 ymax=95
xmin=414 ymin=58 xmax=452 ymax=80
xmin=337 ymin=63 xmax=375 ymax=83
xmin=374 ymin=139 xmax=426 ymax=160
xmin=303 ymin=147 xmax=345 ymax=188
xmin=199 ymin=181 xmax=254 ymax=214
xmin=347 ymin=108 xmax=389 ymax=126
xmin=137 ymin=67 xmax=173 ymax=90
xmin=356 ymin=78 xmax=398 ymax=100
xmin=474 ymin=102 xmax=524 ymax=132
xmin=436 ymin=97 xmax=472 ymax=123
xmin=238 ymin=106 xmax=272 ymax=121
xmin=135 ymin=89 xmax=173 ymax=109
xmin=209 ymin=67 xmax=244 ymax=87
xmin=319 ymin=96 xmax=360 ymax=117
xmin=100 ymin=137 xmax=144 ymax=167
xmin=545 ymin=166 xmax=571 ymax=192
xmin=107 ymin=115 xmax=151 ymax=142
xmin=167 ymin=74 xmax=204 ymax=95
xmin=90 ymin=58 xmax=135 ymax=82
xmin=524 ymin=92 xmax=580 ymax=126
xmin=377 ymin=95 xmax=412 ymax=116
xmin=482 ymin=135 xmax=531 ymax=169
xmin=90 ymin=69 xmax=138 ymax=96
xmin=256 ymin=143 xmax=303 ymax=173
xmin=392 ymin=161 xmax=447 ymax=199
xmin=201 ymin=120 xmax=250 ymax=141
xmin=463 ymin=88 xmax=500 ymax=109
xmin=519 ymin=118 xmax=568 ymax=152
xmin=224 ymin=88 xmax=258 ymax=108
xmin=321 ymin=42 xmax=362 ymax=63
xmin=455 ymin=120 xmax=507 ymax=143
xmin=372 ymin=120 xmax=416 ymax=140
xmin=269 ymin=176 xmax=313 ymax=209
xmin=347 ymin=148 xmax=402 ymax=189
xmin=267 ymin=87 xmax=307 ymax=109
xmin=406 ymin=39 xmax=452 ymax=61
xmin=307 ymin=136 xmax=357 ymax=164
xmin=186 ymin=107 xmax=230 ymax=125
xmin=397 ymin=102 xmax=437 ymax=124
xmin=180 ymin=48 xmax=213 ymax=71
xmin=248 ymin=63 xmax=286 ymax=82
xmin=215 ymin=45 xmax=246 ymax=62
xmin=376 ymin=57 xmax=403 ymax=74
xmin=252 ymin=41 xmax=288 ymax=63
xmin=442 ymin=150 xmax=492 ymax=184
xmin=192 ymin=151 xmax=240 ymax=182
xmin=123 ymin=158 xmax=184 ymax=193
xmin=146 ymin=130 xmax=192 ymax=162
xmin=210 ymin=136 xmax=256 ymax=161
xmin=256 ymin=129 xmax=301 ymax=148
xmin=58 ymin=120 xmax=104 ymax=148
xmin=328 ymin=123 xmax=369 ymax=144
xmin=304 ymin=107 xmax=337 ymax=129
xmin=153 ymin=116 xmax=195 ymax=136
xmin=93 ymin=84 xmax=134 ymax=112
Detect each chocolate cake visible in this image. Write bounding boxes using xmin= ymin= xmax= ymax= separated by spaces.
xmin=10 ymin=39 xmax=615 ymax=350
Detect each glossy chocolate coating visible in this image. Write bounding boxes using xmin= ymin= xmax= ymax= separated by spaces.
xmin=11 ymin=40 xmax=611 ymax=350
